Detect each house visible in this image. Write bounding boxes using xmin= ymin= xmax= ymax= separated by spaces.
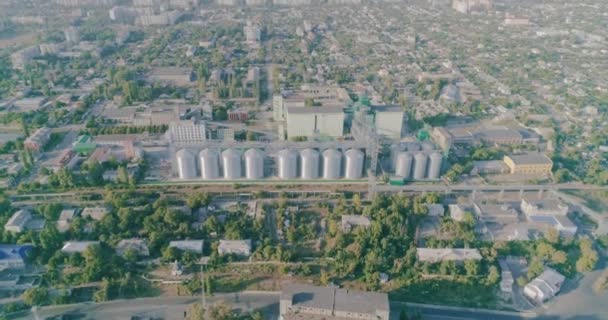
xmin=57 ymin=209 xmax=78 ymax=232
xmin=218 ymin=240 xmax=251 ymax=257
xmin=24 ymin=127 xmax=51 ymax=152
xmin=4 ymin=209 xmax=32 ymax=233
xmin=499 ymin=259 xmax=514 ymax=294
xmin=341 ymin=215 xmax=371 ymax=232
xmin=81 ymin=207 xmax=109 ymax=221
xmin=416 ymin=248 xmax=482 ymax=263
xmin=169 ymin=240 xmax=204 ymax=253
xmin=449 ymin=204 xmax=473 ymax=222
xmin=279 ymin=284 xmax=390 ymax=320
xmin=425 ymin=204 xmax=445 ymax=216
xmin=116 ymin=239 xmax=149 ymax=257
xmin=523 ymin=268 xmax=565 ymax=304
xmin=0 ymin=244 xmax=33 ymax=271
xmin=61 ymin=241 xmax=99 ymax=253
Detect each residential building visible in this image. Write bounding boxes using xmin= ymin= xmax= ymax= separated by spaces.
xmin=64 ymin=26 xmax=80 ymax=44
xmin=341 ymin=215 xmax=371 ymax=232
xmin=523 ymin=268 xmax=565 ymax=304
xmin=57 ymin=209 xmax=78 ymax=232
xmin=13 ymin=97 xmax=47 ymax=112
xmin=148 ymin=67 xmax=195 ymax=86
xmin=449 ymin=204 xmax=472 ymax=222
xmin=61 ymin=241 xmax=99 ymax=253
xmin=425 ymin=203 xmax=445 ymax=217
xmin=116 ymin=239 xmax=149 ymax=257
xmin=279 ymin=284 xmax=390 ymax=320
xmin=169 ymin=240 xmax=204 ymax=253
xmin=499 ymin=259 xmax=514 ymax=294
xmin=81 ymin=207 xmax=109 ymax=221
xmin=503 ymin=153 xmax=553 ymax=175
xmin=0 ymin=244 xmax=33 ymax=271
xmin=10 ymin=46 xmax=40 ymax=70
xmin=470 ymin=160 xmax=509 ymax=175
xmin=218 ymin=239 xmax=251 ymax=256
xmin=24 ymin=127 xmax=51 ymax=153
xmin=416 ymin=248 xmax=482 ymax=263
xmin=5 ymin=210 xmax=32 ymax=233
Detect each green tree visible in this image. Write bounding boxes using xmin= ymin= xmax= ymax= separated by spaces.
xmin=23 ymin=287 xmax=48 ymax=306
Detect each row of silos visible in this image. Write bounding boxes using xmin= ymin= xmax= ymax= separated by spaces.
xmin=394 ymin=150 xmax=443 ymax=180
xmin=176 ymin=148 xmax=365 ymax=180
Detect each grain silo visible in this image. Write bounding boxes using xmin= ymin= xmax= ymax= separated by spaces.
xmin=344 ymin=149 xmax=364 ymax=179
xmin=176 ymin=149 xmax=197 ymax=180
xmin=413 ymin=152 xmax=428 ymax=180
xmin=422 ymin=141 xmax=435 ymax=152
xmin=427 ymin=152 xmax=443 ymax=179
xmin=395 ymin=152 xmax=414 ymax=179
xmin=406 ymin=142 xmax=421 ymax=152
xmin=390 ymin=144 xmax=405 ymax=170
xmin=300 ymin=148 xmax=320 ymax=179
xmin=277 ymin=149 xmax=298 ymax=180
xmin=222 ymin=149 xmax=242 ymax=179
xmin=322 ymin=149 xmax=342 ymax=179
xmin=244 ymin=149 xmax=264 ymax=180
xmin=199 ymin=149 xmax=220 ymax=180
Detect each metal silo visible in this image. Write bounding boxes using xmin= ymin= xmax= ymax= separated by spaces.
xmin=390 ymin=143 xmax=405 ymax=170
xmin=344 ymin=149 xmax=364 ymax=179
xmin=244 ymin=149 xmax=264 ymax=180
xmin=322 ymin=149 xmax=342 ymax=179
xmin=413 ymin=152 xmax=428 ymax=180
xmin=176 ymin=149 xmax=197 ymax=180
xmin=222 ymin=149 xmax=242 ymax=179
xmin=395 ymin=152 xmax=414 ymax=179
xmin=300 ymin=148 xmax=320 ymax=179
xmin=199 ymin=149 xmax=220 ymax=180
xmin=406 ymin=142 xmax=421 ymax=152
xmin=428 ymin=152 xmax=443 ymax=179
xmin=422 ymin=141 xmax=435 ymax=152
xmin=277 ymin=149 xmax=298 ymax=180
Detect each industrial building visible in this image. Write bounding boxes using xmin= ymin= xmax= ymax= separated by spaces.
xmin=371 ymin=106 xmax=404 ymax=139
xmin=504 ymin=153 xmax=553 ymax=175
xmin=148 ymin=67 xmax=195 ymax=86
xmin=279 ymin=284 xmax=390 ymax=320
xmin=285 ymin=106 xmax=345 ymax=138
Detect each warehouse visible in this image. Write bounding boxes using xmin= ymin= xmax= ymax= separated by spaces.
xmin=503 ymin=153 xmax=553 ymax=175
xmin=285 ymin=106 xmax=344 ymax=138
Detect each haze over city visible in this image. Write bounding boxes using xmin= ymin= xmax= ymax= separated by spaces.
xmin=0 ymin=0 xmax=607 ymax=319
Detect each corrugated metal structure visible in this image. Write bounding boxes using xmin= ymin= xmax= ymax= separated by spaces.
xmin=322 ymin=149 xmax=342 ymax=179
xmin=277 ymin=149 xmax=298 ymax=179
xmin=422 ymin=141 xmax=435 ymax=152
xmin=344 ymin=149 xmax=364 ymax=179
xmin=222 ymin=149 xmax=242 ymax=179
xmin=199 ymin=149 xmax=220 ymax=180
xmin=300 ymin=148 xmax=320 ymax=179
xmin=406 ymin=142 xmax=421 ymax=152
xmin=413 ymin=152 xmax=428 ymax=180
xmin=244 ymin=149 xmax=264 ymax=180
xmin=428 ymin=152 xmax=443 ymax=179
xmin=395 ymin=152 xmax=414 ymax=179
xmin=390 ymin=144 xmax=405 ymax=170
xmin=176 ymin=149 xmax=197 ymax=180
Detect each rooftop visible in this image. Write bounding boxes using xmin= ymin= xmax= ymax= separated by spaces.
xmin=286 ymin=106 xmax=344 ymax=114
xmin=416 ymin=248 xmax=482 ymax=263
xmin=506 ymin=153 xmax=552 ymax=165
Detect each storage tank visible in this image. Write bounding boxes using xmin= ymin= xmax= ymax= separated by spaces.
xmin=422 ymin=141 xmax=435 ymax=152
xmin=322 ymin=149 xmax=342 ymax=179
xmin=277 ymin=149 xmax=298 ymax=179
xmin=344 ymin=149 xmax=364 ymax=179
xmin=300 ymin=148 xmax=320 ymax=179
xmin=244 ymin=149 xmax=264 ymax=180
xmin=395 ymin=152 xmax=414 ymax=179
xmin=176 ymin=149 xmax=197 ymax=180
xmin=199 ymin=149 xmax=220 ymax=180
xmin=406 ymin=142 xmax=421 ymax=152
xmin=413 ymin=152 xmax=428 ymax=180
xmin=390 ymin=144 xmax=405 ymax=170
xmin=222 ymin=149 xmax=242 ymax=179
xmin=427 ymin=152 xmax=443 ymax=179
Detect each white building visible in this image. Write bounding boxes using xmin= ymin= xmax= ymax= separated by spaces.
xmin=81 ymin=207 xmax=109 ymax=221
xmin=10 ymin=46 xmax=40 ymax=70
xmin=449 ymin=204 xmax=472 ymax=222
xmin=169 ymin=240 xmax=204 ymax=253
xmin=341 ymin=215 xmax=371 ymax=232
xmin=521 ymin=199 xmax=569 ymax=217
xmin=148 ymin=67 xmax=194 ymax=86
xmin=416 ymin=248 xmax=482 ymax=263
xmin=285 ymin=106 xmax=344 ymax=138
xmin=116 ymin=239 xmax=149 ymax=257
xmin=64 ymin=26 xmax=80 ymax=44
xmin=523 ymin=268 xmax=565 ymax=304
xmin=4 ymin=210 xmax=32 ymax=233
xmin=61 ymin=241 xmax=99 ymax=253
xmin=373 ymin=106 xmax=404 ymax=139
xmin=218 ymin=239 xmax=251 ymax=256
xmin=166 ymin=120 xmax=207 ymax=145
xmin=57 ymin=209 xmax=77 ymax=232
